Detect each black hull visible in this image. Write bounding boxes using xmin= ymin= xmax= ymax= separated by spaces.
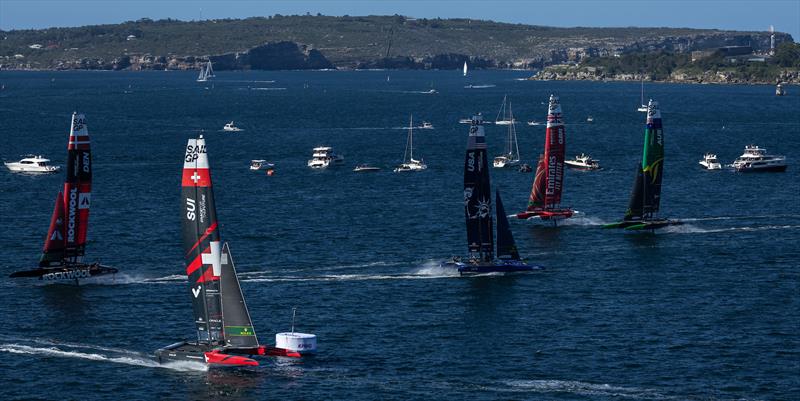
xmin=10 ymin=263 xmax=118 ymax=281
xmin=735 ymin=165 xmax=787 ymax=173
xmin=603 ymin=219 xmax=683 ymax=230
xmin=155 ymin=341 xmax=259 ymax=367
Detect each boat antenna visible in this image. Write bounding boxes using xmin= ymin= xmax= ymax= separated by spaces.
xmin=291 ymin=306 xmax=297 ymax=334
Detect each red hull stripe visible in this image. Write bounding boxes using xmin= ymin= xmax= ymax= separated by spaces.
xmin=181 ymin=168 xmax=211 ymax=187
xmin=185 ymin=222 xmax=218 ymax=256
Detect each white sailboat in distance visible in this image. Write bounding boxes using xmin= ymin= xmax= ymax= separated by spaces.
xmin=463 ymin=61 xmax=468 ymax=77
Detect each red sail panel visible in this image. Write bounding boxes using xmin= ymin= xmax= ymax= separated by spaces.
xmin=543 ymin=95 xmax=565 ymax=207
xmin=526 ymin=155 xmax=546 ymax=211
xmin=63 ymin=113 xmax=92 ymax=260
xmin=39 ymin=191 xmax=67 ymax=267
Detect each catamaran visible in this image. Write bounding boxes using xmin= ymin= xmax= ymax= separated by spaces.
xmin=394 ymin=115 xmax=427 ymax=172
xmin=604 ymin=100 xmax=682 ymax=230
xmin=515 ymin=95 xmax=575 ymax=222
xmin=156 ymin=135 xmax=313 ymax=368
xmin=441 ymin=114 xmax=542 ymax=275
xmin=10 ymin=113 xmax=118 ymax=282
xmin=493 ymin=97 xmax=521 ymax=168
xmin=197 ymin=61 xmax=214 ymax=82
xmin=463 ymin=61 xmax=468 ymax=77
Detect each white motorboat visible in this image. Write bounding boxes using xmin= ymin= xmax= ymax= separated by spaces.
xmin=493 ymin=99 xmax=521 ymax=168
xmin=307 ymin=147 xmax=344 ymax=169
xmin=776 ymin=83 xmax=786 ymax=96
xmin=353 ymin=164 xmax=381 ymax=172
xmin=586 ymin=115 xmax=594 ymax=123
xmin=459 ymin=118 xmax=472 ymax=124
xmin=394 ymin=115 xmax=427 ymax=172
xmin=731 ymin=145 xmax=787 ymax=172
xmin=420 ymin=121 xmax=434 ymax=129
xmin=698 ymin=153 xmax=722 ymax=170
xmin=527 ymin=120 xmax=543 ymax=126
xmin=423 ymin=89 xmax=438 ymax=94
xmin=4 ymin=155 xmax=60 ymax=173
xmin=249 ymin=159 xmax=275 ymax=171
xmin=223 ymin=121 xmax=243 ymax=132
xmin=564 ymin=153 xmax=601 ymax=170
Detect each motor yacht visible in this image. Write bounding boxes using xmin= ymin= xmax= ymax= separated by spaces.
xmin=699 ymin=153 xmax=722 ymax=170
xmin=420 ymin=121 xmax=434 ymax=129
xmin=731 ymin=145 xmax=787 ymax=172
xmin=307 ymin=147 xmax=344 ymax=169
xmin=564 ymin=153 xmax=601 ymax=170
xmin=4 ymin=155 xmax=60 ymax=173
xmin=353 ymin=164 xmax=381 ymax=172
xmin=223 ymin=121 xmax=243 ymax=132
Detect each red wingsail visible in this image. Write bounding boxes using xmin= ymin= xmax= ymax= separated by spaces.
xmin=543 ymin=94 xmax=566 ymax=207
xmin=63 ymin=113 xmax=92 ymax=261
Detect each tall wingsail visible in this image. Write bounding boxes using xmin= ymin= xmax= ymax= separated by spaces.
xmin=543 ymin=94 xmax=566 ymax=207
xmin=641 ymin=100 xmax=664 ymax=215
xmin=495 ymin=190 xmax=520 ymax=260
xmin=62 ymin=113 xmax=92 ymax=263
xmin=464 ymin=114 xmax=493 ymax=261
xmin=39 ymin=192 xmax=66 ymax=267
xmin=220 ymin=242 xmax=259 ymax=348
xmin=181 ymin=136 xmax=224 ymax=344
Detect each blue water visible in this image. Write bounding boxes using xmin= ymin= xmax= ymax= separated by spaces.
xmin=0 ymin=70 xmax=798 ymax=400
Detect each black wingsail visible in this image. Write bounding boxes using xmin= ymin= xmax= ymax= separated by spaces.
xmin=220 ymin=242 xmax=259 ymax=348
xmin=181 ymin=136 xmax=224 ymax=344
xmin=495 ymin=190 xmax=520 ymax=260
xmin=464 ymin=114 xmax=493 ymax=261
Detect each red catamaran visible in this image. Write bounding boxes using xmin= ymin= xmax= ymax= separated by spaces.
xmin=10 ymin=113 xmax=117 ymax=282
xmin=155 ymin=135 xmax=307 ymax=367
xmin=516 ymin=95 xmax=574 ymax=222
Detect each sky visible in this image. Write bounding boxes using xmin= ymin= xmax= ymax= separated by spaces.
xmin=1 ymin=0 xmax=798 ymax=40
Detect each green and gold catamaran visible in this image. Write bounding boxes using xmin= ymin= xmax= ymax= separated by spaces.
xmin=603 ymin=100 xmax=682 ymax=231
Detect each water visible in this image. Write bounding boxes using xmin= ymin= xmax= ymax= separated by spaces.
xmin=0 ymin=70 xmax=798 ymax=400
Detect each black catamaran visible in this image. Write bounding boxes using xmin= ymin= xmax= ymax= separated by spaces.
xmin=442 ymin=114 xmax=543 ymax=275
xmin=604 ymin=100 xmax=682 ymax=230
xmin=10 ymin=113 xmax=117 ymax=282
xmin=155 ymin=135 xmax=301 ymax=367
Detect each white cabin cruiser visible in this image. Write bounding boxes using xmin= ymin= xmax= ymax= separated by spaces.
xmin=223 ymin=121 xmax=243 ymax=132
xmin=4 ymin=155 xmax=60 ymax=173
xmin=420 ymin=121 xmax=434 ymax=129
xmin=564 ymin=153 xmax=601 ymax=170
xmin=731 ymin=145 xmax=787 ymax=172
xmin=307 ymin=147 xmax=344 ymax=169
xmin=699 ymin=153 xmax=722 ymax=170
xmin=250 ymin=159 xmax=275 ymax=171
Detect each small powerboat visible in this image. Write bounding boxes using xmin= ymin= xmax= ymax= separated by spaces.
xmin=731 ymin=145 xmax=787 ymax=172
xmin=527 ymin=120 xmax=543 ymax=126
xmin=699 ymin=153 xmax=722 ymax=170
xmin=249 ymin=159 xmax=275 ymax=171
xmin=223 ymin=121 xmax=243 ymax=132
xmin=564 ymin=153 xmax=601 ymax=170
xmin=4 ymin=155 xmax=60 ymax=173
xmin=353 ymin=164 xmax=381 ymax=172
xmin=419 ymin=121 xmax=434 ymax=129
xmin=586 ymin=115 xmax=594 ymax=123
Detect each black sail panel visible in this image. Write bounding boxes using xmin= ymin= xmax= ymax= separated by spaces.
xmin=181 ymin=136 xmax=224 ymax=344
xmin=624 ymin=164 xmax=645 ymax=221
xmin=220 ymin=242 xmax=259 ymax=348
xmin=464 ymin=114 xmax=494 ymax=261
xmin=495 ymin=190 xmax=520 ymax=260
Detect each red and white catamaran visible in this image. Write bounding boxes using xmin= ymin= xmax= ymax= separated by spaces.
xmin=10 ymin=113 xmax=117 ymax=282
xmin=515 ymin=95 xmax=575 ymax=222
xmin=155 ymin=135 xmax=315 ymax=368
